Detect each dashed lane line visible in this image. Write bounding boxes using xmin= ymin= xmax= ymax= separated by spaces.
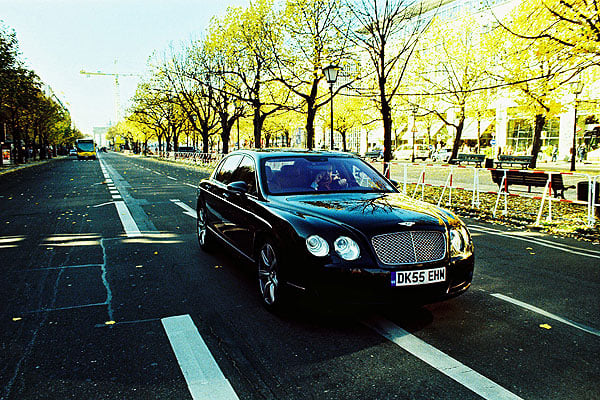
xmin=468 ymin=224 xmax=600 ymax=259
xmin=99 ymin=158 xmax=238 ymax=399
xmin=364 ymin=317 xmax=523 ymax=400
xmin=492 ymin=293 xmax=600 ymax=337
xmin=114 ymin=200 xmax=140 ymax=237
xmin=170 ymin=199 xmax=196 ymax=218
xmin=162 ymin=315 xmax=239 ymax=400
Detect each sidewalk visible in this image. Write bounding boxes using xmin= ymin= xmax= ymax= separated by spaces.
xmin=534 ymin=160 xmax=600 ymax=176
xmin=0 ymin=157 xmax=64 ymax=176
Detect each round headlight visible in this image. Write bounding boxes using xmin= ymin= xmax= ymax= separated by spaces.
xmin=306 ymin=235 xmax=329 ymax=257
xmin=450 ymin=229 xmax=465 ymax=254
xmin=334 ymin=236 xmax=360 ymax=261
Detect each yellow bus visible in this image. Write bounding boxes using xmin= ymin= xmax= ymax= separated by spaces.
xmin=75 ymin=139 xmax=96 ymax=160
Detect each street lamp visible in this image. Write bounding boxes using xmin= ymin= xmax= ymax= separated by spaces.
xmin=233 ymin=98 xmax=242 ymax=150
xmin=570 ymin=79 xmax=584 ymax=172
xmin=323 ymin=64 xmax=339 ymax=150
xmin=411 ymin=103 xmax=419 ymax=163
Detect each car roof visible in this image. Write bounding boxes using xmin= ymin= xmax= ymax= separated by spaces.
xmin=227 ymin=149 xmax=357 ymax=161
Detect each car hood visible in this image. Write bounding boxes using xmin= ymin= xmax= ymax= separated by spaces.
xmin=268 ymin=192 xmax=458 ymax=235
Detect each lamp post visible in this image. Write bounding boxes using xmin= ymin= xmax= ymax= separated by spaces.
xmin=234 ymin=99 xmax=240 ymax=150
xmin=411 ymin=103 xmax=419 ymax=163
xmin=570 ymin=79 xmax=583 ymax=172
xmin=323 ymin=64 xmax=339 ymax=150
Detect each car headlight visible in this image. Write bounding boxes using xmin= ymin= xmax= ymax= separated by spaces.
xmin=450 ymin=226 xmax=471 ymax=256
xmin=306 ymin=235 xmax=329 ymax=257
xmin=334 ymin=236 xmax=360 ymax=261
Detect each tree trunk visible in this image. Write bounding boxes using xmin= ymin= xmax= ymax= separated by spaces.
xmin=253 ymin=106 xmax=265 ymax=149
xmin=450 ymin=116 xmax=465 ymax=161
xmin=529 ymin=113 xmax=545 ymax=169
xmin=305 ymin=100 xmax=316 ymax=150
xmin=201 ymin=130 xmax=210 ymax=154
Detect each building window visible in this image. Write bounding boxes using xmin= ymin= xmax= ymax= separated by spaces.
xmin=506 ymin=117 xmax=559 ymax=154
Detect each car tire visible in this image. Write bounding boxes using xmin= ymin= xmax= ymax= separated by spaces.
xmin=196 ymin=205 xmax=215 ymax=252
xmin=257 ymin=239 xmax=287 ymax=310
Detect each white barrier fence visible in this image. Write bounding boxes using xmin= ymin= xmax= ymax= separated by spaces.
xmin=381 ymin=161 xmax=599 ymax=228
xmin=152 ymin=152 xmax=598 ymax=228
xmin=156 ymin=151 xmax=223 ymax=167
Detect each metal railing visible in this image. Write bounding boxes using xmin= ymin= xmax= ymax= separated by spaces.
xmin=379 ymin=161 xmax=598 ymax=228
xmin=156 ymin=151 xmax=223 ymax=167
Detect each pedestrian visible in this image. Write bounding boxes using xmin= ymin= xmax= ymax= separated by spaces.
xmin=577 ymin=144 xmax=585 ymax=162
xmin=551 ymin=145 xmax=558 ymax=162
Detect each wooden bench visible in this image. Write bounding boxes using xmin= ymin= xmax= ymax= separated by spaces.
xmin=495 ymin=155 xmax=533 ymax=169
xmin=449 ymin=153 xmax=486 ymax=167
xmin=490 ymin=170 xmax=574 ymax=199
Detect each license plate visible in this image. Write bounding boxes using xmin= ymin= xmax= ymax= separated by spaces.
xmin=391 ymin=267 xmax=446 ymax=287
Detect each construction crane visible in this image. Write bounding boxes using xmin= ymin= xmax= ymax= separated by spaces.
xmin=80 ymin=61 xmax=138 ymax=123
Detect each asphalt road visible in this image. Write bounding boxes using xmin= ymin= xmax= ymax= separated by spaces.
xmin=0 ymin=152 xmax=598 ymax=400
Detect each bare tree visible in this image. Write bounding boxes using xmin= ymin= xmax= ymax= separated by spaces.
xmin=161 ymin=43 xmax=220 ymax=154
xmin=344 ymin=0 xmax=427 ymax=167
xmin=266 ymin=0 xmax=356 ymax=149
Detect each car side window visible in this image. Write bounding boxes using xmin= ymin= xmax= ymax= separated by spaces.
xmin=231 ymin=156 xmax=257 ymax=196
xmin=215 ymin=155 xmax=243 ymax=185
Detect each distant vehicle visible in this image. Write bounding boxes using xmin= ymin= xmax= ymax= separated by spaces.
xmin=69 ymin=149 xmax=77 ymax=156
xmin=432 ymin=147 xmax=453 ymax=163
xmin=177 ymin=146 xmax=196 ymax=153
xmin=363 ymin=149 xmax=383 ymax=161
xmin=394 ymin=144 xmax=429 ymax=160
xmin=75 ymin=139 xmax=96 ymax=160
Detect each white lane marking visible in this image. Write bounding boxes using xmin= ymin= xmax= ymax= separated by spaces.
xmin=167 ymin=176 xmax=177 ymax=181
xmin=162 ymin=315 xmax=239 ymax=400
xmin=491 ymin=293 xmax=600 ymax=337
xmin=365 ymin=317 xmax=523 ymax=400
xmin=152 ymin=171 xmax=162 ymax=175
xmin=170 ymin=199 xmax=196 ymax=218
xmin=114 ymin=201 xmax=141 ymax=237
xmin=93 ymin=201 xmax=114 ymax=208
xmin=468 ymin=225 xmax=600 ymax=259
xmin=183 ymin=183 xmax=197 ymax=188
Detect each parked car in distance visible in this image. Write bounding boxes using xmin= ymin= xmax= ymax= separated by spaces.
xmin=69 ymin=149 xmax=77 ymax=156
xmin=394 ymin=144 xmax=430 ymax=160
xmin=196 ymin=149 xmax=474 ymax=311
xmin=432 ymin=147 xmax=453 ymax=163
xmin=177 ymin=146 xmax=196 ymax=153
xmin=363 ymin=148 xmax=383 ymax=160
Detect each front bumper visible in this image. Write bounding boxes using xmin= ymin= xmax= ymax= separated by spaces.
xmin=300 ymin=254 xmax=474 ymax=305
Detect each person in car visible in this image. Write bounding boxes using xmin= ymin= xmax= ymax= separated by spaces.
xmin=311 ymin=164 xmax=348 ymax=191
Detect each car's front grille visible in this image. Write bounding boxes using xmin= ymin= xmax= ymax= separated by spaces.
xmin=371 ymin=231 xmax=446 ymax=265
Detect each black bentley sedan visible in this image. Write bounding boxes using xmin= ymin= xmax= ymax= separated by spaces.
xmin=196 ymin=150 xmax=474 ymax=310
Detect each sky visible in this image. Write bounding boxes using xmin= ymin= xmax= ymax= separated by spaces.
xmin=1 ymin=0 xmax=248 ymax=135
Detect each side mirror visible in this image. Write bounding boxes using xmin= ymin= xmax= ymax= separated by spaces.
xmin=227 ymin=181 xmax=249 ymax=194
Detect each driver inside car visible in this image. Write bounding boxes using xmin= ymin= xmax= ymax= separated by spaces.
xmin=311 ymin=164 xmax=348 ymax=191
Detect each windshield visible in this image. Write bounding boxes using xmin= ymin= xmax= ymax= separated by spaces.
xmin=262 ymin=155 xmax=395 ymax=195
xmin=76 ymin=141 xmax=95 ymax=152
